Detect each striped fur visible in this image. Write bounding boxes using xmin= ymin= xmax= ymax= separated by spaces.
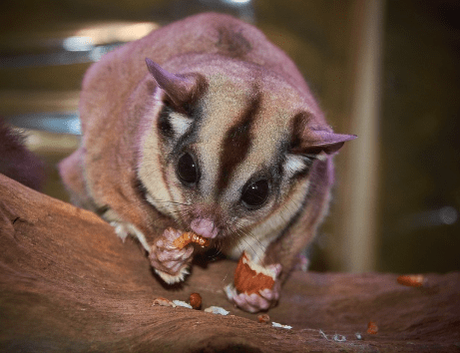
xmin=59 ymin=13 xmax=355 ymax=311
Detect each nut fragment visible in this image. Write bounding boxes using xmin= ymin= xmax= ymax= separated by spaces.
xmin=189 ymin=292 xmax=202 ymax=310
xmin=173 ymin=231 xmax=210 ymax=249
xmin=258 ymin=314 xmax=270 ymax=324
xmin=397 ymin=274 xmax=424 ymax=288
xmin=234 ymin=252 xmax=276 ymax=295
xmin=367 ymin=321 xmax=378 ymax=335
xmin=152 ymin=297 xmax=176 ymax=307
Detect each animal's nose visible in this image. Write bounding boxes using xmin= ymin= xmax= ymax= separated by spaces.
xmin=190 ymin=218 xmax=218 ymax=239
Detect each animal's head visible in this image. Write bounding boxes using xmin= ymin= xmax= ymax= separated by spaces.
xmin=137 ymin=56 xmax=355 ymax=246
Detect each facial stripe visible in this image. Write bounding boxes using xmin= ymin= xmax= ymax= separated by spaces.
xmin=290 ymin=112 xmax=309 ymax=153
xmin=157 ymin=103 xmax=175 ymax=139
xmin=216 ymin=90 xmax=261 ymax=195
xmin=173 ymin=103 xmax=203 ymax=154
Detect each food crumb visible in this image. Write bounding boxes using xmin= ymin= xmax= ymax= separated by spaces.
xmin=204 ymin=306 xmax=230 ymax=315
xmin=258 ymin=314 xmax=270 ymax=324
xmin=272 ymin=322 xmax=292 ymax=330
xmin=367 ymin=321 xmax=378 ymax=334
xmin=152 ymin=297 xmax=176 ymax=307
xmin=189 ymin=292 xmax=202 ymax=310
xmin=397 ymin=274 xmax=425 ymax=288
xmin=172 ymin=300 xmax=192 ymax=309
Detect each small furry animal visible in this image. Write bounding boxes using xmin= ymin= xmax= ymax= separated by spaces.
xmin=59 ymin=13 xmax=355 ymax=312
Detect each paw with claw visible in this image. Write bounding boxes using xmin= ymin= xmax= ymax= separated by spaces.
xmin=225 ymin=252 xmax=282 ymax=313
xmin=149 ymin=228 xmax=194 ymax=284
xmin=225 ymin=280 xmax=281 ymax=313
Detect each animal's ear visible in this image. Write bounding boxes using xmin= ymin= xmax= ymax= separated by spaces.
xmin=145 ymin=58 xmax=204 ymax=108
xmin=294 ymin=129 xmax=357 ymax=156
xmin=290 ymin=113 xmax=356 ymax=157
xmin=283 ymin=126 xmax=355 ymax=178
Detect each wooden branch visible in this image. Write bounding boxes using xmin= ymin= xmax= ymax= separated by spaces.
xmin=1 ymin=173 xmax=459 ymax=352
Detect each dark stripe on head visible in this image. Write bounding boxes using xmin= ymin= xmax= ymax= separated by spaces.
xmin=290 ymin=112 xmax=312 ymax=154
xmin=173 ymin=103 xmax=204 ymax=156
xmin=216 ymin=90 xmax=261 ymax=195
xmin=157 ymin=103 xmax=175 ymax=139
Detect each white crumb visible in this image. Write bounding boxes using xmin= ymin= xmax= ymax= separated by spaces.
xmin=172 ymin=300 xmax=192 ymax=309
xmin=204 ymin=306 xmax=230 ymax=315
xmin=271 ymin=322 xmax=292 ymax=330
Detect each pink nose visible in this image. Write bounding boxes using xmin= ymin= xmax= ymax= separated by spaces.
xmin=190 ymin=218 xmax=218 ymax=239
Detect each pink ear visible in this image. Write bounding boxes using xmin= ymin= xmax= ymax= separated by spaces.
xmin=306 ymin=130 xmax=357 ymax=155
xmin=291 ymin=129 xmax=357 ymax=155
xmin=145 ymin=58 xmax=201 ymax=107
xmin=290 ymin=112 xmax=356 ymax=155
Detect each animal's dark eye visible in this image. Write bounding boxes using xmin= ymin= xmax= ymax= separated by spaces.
xmin=177 ymin=152 xmax=199 ymax=185
xmin=241 ymin=179 xmax=269 ymax=209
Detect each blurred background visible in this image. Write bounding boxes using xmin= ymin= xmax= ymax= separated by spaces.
xmin=1 ymin=0 xmax=459 ymax=274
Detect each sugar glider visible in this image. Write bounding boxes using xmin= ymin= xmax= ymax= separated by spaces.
xmin=59 ymin=12 xmax=355 ymax=312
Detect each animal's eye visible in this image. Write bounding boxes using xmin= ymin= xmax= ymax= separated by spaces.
xmin=241 ymin=179 xmax=269 ymax=209
xmin=177 ymin=152 xmax=200 ymax=185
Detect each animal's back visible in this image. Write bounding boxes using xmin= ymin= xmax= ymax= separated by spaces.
xmin=79 ymin=13 xmax=313 ymax=132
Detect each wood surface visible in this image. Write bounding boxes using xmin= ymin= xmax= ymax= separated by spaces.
xmin=1 ymin=173 xmax=459 ymax=352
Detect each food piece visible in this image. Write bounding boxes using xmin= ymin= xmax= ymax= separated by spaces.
xmin=172 ymin=300 xmax=193 ymax=309
xmin=258 ymin=314 xmax=270 ymax=324
xmin=152 ymin=297 xmax=176 ymax=307
xmin=397 ymin=274 xmax=425 ymax=288
xmin=367 ymin=321 xmax=378 ymax=334
xmin=234 ymin=252 xmax=276 ymax=295
xmin=189 ymin=292 xmax=202 ymax=310
xmin=172 ymin=230 xmax=210 ymax=249
xmin=204 ymin=306 xmax=230 ymax=315
xmin=272 ymin=322 xmax=292 ymax=330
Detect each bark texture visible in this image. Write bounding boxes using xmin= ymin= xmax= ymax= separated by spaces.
xmin=1 ymin=173 xmax=459 ymax=352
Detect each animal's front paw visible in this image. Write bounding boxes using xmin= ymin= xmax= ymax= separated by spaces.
xmin=225 ymin=252 xmax=282 ymax=312
xmin=149 ymin=228 xmax=194 ymax=284
xmin=225 ymin=282 xmax=280 ymax=313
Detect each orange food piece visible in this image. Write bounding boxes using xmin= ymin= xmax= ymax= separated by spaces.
xmin=189 ymin=292 xmax=202 ymax=310
xmin=397 ymin=274 xmax=424 ymax=288
xmin=152 ymin=297 xmax=175 ymax=307
xmin=234 ymin=252 xmax=276 ymax=295
xmin=173 ymin=231 xmax=210 ymax=249
xmin=367 ymin=321 xmax=378 ymax=334
xmin=258 ymin=314 xmax=270 ymax=324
